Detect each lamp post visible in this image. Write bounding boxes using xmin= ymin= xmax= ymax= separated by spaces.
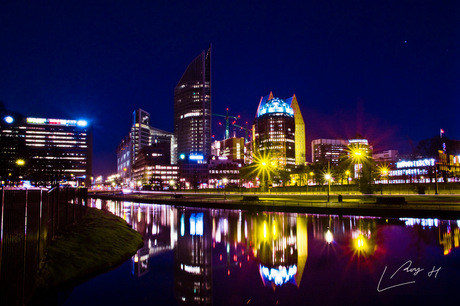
xmin=16 ymin=159 xmax=25 ymax=186
xmin=169 ymin=179 xmax=175 ymax=197
xmin=345 ymin=170 xmax=350 ymax=185
xmin=223 ymin=177 xmax=228 ymax=200
xmin=325 ymin=173 xmax=331 ymax=202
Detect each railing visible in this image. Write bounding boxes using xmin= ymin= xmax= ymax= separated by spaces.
xmin=0 ymin=187 xmax=87 ymax=306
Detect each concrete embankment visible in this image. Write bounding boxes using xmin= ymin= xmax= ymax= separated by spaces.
xmin=89 ymin=191 xmax=460 ymax=219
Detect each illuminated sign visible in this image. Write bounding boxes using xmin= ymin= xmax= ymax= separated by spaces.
xmin=189 ymin=154 xmax=204 ymax=160
xmin=348 ymin=139 xmax=368 ymax=145
xmin=26 ymin=117 xmax=88 ymax=127
xmin=396 ymin=158 xmax=435 ymax=169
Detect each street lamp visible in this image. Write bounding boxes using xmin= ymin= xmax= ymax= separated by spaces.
xmin=345 ymin=170 xmax=350 ymax=185
xmin=325 ymin=173 xmax=331 ymax=202
xmin=169 ymin=179 xmax=175 ymax=197
xmin=223 ymin=177 xmax=228 ymax=200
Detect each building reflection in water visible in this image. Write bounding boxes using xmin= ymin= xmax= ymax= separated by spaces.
xmin=89 ymin=199 xmax=460 ymax=304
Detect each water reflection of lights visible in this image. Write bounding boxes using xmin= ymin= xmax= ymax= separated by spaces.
xmin=260 ymin=265 xmax=297 ymax=286
xmin=400 ymin=218 xmax=439 ymax=228
xmin=325 ymin=230 xmax=333 ymax=244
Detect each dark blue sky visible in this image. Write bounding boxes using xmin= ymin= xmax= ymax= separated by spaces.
xmin=1 ymin=1 xmax=459 ymax=176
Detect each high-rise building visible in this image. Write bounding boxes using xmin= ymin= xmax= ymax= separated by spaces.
xmin=311 ymin=139 xmax=348 ymax=166
xmin=253 ymin=92 xmax=296 ymax=169
xmin=132 ymin=109 xmax=151 ymax=161
xmin=117 ymin=109 xmax=175 ymax=186
xmin=174 ymin=46 xmax=212 ymax=162
xmin=211 ymin=137 xmax=245 ymax=161
xmin=285 ymin=94 xmax=306 ymax=166
xmin=1 ymin=114 xmax=92 ymax=186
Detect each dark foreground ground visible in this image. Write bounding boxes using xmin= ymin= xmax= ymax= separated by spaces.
xmin=29 ymin=207 xmax=143 ymax=305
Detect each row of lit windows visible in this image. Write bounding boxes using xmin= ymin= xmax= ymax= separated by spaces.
xmin=209 ymin=170 xmax=239 ymax=174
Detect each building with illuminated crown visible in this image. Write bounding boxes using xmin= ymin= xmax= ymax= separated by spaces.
xmin=253 ymin=92 xmax=305 ymax=169
xmin=174 ymin=46 xmax=212 ymax=162
xmin=1 ymin=114 xmax=92 ymax=186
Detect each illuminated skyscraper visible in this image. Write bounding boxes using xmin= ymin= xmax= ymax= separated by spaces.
xmin=1 ymin=114 xmax=92 ymax=186
xmin=253 ymin=92 xmax=296 ymax=169
xmin=174 ymin=46 xmax=212 ymax=162
xmin=285 ymin=94 xmax=306 ymax=165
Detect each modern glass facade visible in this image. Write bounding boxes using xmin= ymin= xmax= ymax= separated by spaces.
xmin=1 ymin=115 xmax=92 ymax=186
xmin=174 ymin=46 xmax=212 ymax=162
xmin=253 ymin=93 xmax=296 ymax=169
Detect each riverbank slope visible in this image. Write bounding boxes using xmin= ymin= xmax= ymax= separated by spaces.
xmin=32 ymin=207 xmax=143 ymax=297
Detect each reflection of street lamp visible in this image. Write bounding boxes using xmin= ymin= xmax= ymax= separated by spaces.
xmin=325 ymin=173 xmax=331 ymax=202
xmin=325 ymin=229 xmax=333 ymax=244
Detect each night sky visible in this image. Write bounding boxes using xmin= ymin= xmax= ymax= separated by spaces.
xmin=1 ymin=1 xmax=459 ymax=176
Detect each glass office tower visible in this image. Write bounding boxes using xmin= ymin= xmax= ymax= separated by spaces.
xmin=174 ymin=46 xmax=212 ymax=162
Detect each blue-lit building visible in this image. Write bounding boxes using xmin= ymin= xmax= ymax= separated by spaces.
xmin=253 ymin=92 xmax=297 ymax=169
xmin=1 ymin=114 xmax=92 ymax=186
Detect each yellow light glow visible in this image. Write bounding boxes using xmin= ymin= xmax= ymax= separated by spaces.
xmin=263 ymin=222 xmax=267 ymax=239
xmin=16 ymin=159 xmax=25 ymax=166
xmin=325 ymin=230 xmax=333 ymax=244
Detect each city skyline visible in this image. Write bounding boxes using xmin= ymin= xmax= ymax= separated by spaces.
xmin=1 ymin=1 xmax=458 ymax=176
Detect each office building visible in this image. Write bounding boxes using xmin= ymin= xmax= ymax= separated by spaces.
xmin=285 ymin=94 xmax=306 ymax=165
xmin=211 ymin=137 xmax=245 ymax=162
xmin=117 ymin=109 xmax=175 ymax=186
xmin=1 ymin=114 xmax=92 ymax=186
xmin=253 ymin=92 xmax=296 ymax=169
xmin=311 ymin=139 xmax=348 ymax=166
xmin=174 ymin=46 xmax=212 ymax=162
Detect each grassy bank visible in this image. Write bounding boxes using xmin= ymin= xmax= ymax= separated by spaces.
xmin=35 ymin=207 xmax=143 ymax=289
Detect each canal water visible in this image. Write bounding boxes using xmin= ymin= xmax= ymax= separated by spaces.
xmin=62 ymin=199 xmax=460 ymax=305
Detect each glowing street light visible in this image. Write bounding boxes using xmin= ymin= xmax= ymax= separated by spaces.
xmin=16 ymin=159 xmax=25 ymax=166
xmin=345 ymin=170 xmax=350 ymax=185
xmin=250 ymin=150 xmax=276 ymax=192
xmin=325 ymin=173 xmax=331 ymax=202
xmin=325 ymin=229 xmax=333 ymax=244
xmin=223 ymin=177 xmax=228 ymax=200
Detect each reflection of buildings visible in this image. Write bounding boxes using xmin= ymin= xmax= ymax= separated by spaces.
xmin=90 ymin=200 xmax=177 ymax=277
xmin=400 ymin=218 xmax=460 ymax=256
xmin=175 ymin=209 xmax=212 ymax=305
xmin=90 ymin=198 xmax=460 ymax=304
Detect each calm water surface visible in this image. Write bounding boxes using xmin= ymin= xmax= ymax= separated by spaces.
xmin=62 ymin=199 xmax=460 ymax=305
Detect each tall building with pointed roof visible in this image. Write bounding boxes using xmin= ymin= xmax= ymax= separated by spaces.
xmin=253 ymin=92 xmax=296 ymax=169
xmin=174 ymin=46 xmax=212 ymax=162
xmin=286 ymin=94 xmax=306 ymax=165
xmin=253 ymin=92 xmax=306 ymax=169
